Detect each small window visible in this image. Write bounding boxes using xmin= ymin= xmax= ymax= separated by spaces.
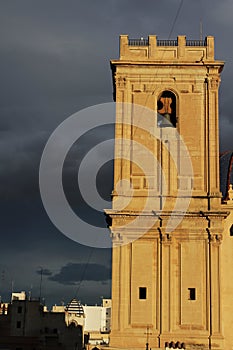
xmin=17 ymin=306 xmax=22 ymax=314
xmin=188 ymin=288 xmax=196 ymax=300
xmin=230 ymin=225 xmax=233 ymax=236
xmin=139 ymin=287 xmax=147 ymax=299
xmin=16 ymin=321 xmax=21 ymax=328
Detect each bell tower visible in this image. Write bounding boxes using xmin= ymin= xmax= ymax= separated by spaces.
xmin=105 ymin=35 xmax=228 ymax=350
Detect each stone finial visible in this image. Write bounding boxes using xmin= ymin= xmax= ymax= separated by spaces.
xmin=228 ymin=184 xmax=233 ymax=201
xmin=226 ymin=184 xmax=233 ymax=204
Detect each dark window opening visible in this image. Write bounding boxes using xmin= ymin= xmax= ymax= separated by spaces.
xmin=17 ymin=306 xmax=22 ymax=314
xmin=188 ymin=288 xmax=196 ymax=300
xmin=230 ymin=225 xmax=233 ymax=236
xmin=157 ymin=90 xmax=177 ymax=128
xmin=139 ymin=287 xmax=147 ymax=299
xmin=16 ymin=321 xmax=21 ymax=328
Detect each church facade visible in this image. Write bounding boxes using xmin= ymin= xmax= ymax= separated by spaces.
xmin=105 ymin=35 xmax=233 ymax=350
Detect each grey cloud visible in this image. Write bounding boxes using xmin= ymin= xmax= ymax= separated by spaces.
xmin=49 ymin=262 xmax=111 ymax=285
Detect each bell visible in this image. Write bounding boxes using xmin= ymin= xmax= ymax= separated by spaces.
xmin=158 ymin=113 xmax=173 ymax=128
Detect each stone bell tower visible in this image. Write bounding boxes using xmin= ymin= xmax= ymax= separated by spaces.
xmin=105 ymin=35 xmax=228 ymax=350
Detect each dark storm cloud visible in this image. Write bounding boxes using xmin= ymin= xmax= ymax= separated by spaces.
xmin=0 ymin=0 xmax=232 ymax=305
xmin=1 ymin=0 xmax=232 ymax=140
xmin=0 ymin=242 xmax=111 ymax=306
xmin=49 ymin=262 xmax=111 ymax=285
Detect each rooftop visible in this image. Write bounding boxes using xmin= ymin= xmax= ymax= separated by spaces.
xmin=114 ymin=35 xmax=221 ymax=63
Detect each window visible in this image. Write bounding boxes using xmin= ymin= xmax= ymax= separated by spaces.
xmin=188 ymin=288 xmax=196 ymax=300
xmin=157 ymin=90 xmax=177 ymax=127
xmin=17 ymin=306 xmax=22 ymax=314
xmin=139 ymin=287 xmax=147 ymax=299
xmin=16 ymin=321 xmax=21 ymax=328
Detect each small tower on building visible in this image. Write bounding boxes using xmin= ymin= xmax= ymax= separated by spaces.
xmin=65 ymin=298 xmax=85 ymax=328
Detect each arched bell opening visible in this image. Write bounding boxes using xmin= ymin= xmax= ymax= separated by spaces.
xmin=157 ymin=90 xmax=177 ymax=127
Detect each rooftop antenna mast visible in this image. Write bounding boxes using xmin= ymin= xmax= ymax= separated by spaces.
xmin=11 ymin=280 xmax=14 ymax=294
xmin=28 ymin=284 xmax=33 ymax=300
xmin=39 ymin=267 xmax=43 ymax=302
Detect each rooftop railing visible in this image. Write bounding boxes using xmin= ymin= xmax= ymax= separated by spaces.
xmin=157 ymin=39 xmax=178 ymax=46
xmin=128 ymin=38 xmax=207 ymax=47
xmin=128 ymin=38 xmax=149 ymax=46
xmin=186 ymin=39 xmax=207 ymax=46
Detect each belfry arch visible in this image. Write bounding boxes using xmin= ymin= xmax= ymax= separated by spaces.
xmin=157 ymin=90 xmax=177 ymax=127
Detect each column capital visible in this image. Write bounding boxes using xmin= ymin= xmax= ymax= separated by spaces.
xmin=208 ymin=231 xmax=223 ymax=245
xmin=158 ymin=228 xmax=173 ymax=244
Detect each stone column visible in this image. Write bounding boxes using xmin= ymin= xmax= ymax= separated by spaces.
xmin=159 ymin=230 xmax=173 ymax=342
xmin=208 ymin=230 xmax=224 ymax=350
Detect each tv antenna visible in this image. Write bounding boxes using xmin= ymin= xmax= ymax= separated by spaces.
xmin=38 ymin=267 xmax=43 ymax=302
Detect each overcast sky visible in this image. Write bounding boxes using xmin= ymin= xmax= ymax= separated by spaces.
xmin=0 ymin=0 xmax=232 ymax=308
